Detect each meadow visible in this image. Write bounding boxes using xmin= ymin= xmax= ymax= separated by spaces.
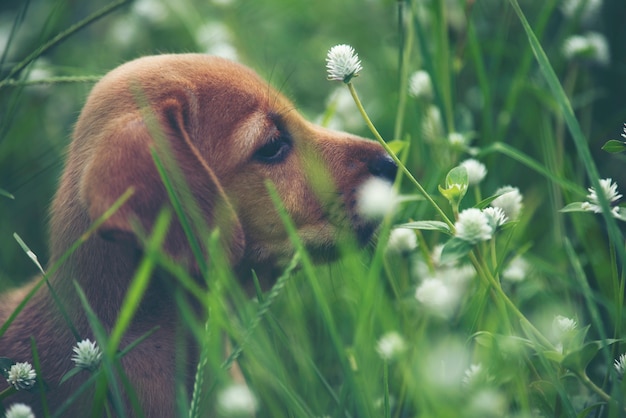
xmin=1 ymin=0 xmax=626 ymax=416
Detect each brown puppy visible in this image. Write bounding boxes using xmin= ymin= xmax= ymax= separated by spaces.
xmin=0 ymin=54 xmax=396 ymax=416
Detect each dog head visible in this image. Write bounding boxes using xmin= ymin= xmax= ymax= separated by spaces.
xmin=64 ymin=54 xmax=396 ymax=282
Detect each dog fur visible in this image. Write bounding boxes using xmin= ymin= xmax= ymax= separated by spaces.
xmin=0 ymin=54 xmax=396 ymax=416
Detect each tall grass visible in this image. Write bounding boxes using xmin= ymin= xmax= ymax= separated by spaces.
xmin=1 ymin=0 xmax=626 ymax=417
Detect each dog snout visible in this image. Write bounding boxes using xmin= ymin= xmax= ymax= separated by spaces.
xmin=367 ymin=153 xmax=397 ymax=183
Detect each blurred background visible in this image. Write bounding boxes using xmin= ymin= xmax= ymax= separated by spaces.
xmin=0 ymin=0 xmax=625 ymax=287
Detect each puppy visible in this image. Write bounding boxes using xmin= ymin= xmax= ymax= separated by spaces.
xmin=0 ymin=54 xmax=396 ymax=416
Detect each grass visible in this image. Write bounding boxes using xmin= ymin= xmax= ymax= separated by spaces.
xmin=1 ymin=0 xmax=626 ymax=416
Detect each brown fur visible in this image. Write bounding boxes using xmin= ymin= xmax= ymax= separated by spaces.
xmin=0 ymin=54 xmax=396 ymax=416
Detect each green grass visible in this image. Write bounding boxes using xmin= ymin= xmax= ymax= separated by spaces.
xmin=2 ymin=0 xmax=626 ymax=416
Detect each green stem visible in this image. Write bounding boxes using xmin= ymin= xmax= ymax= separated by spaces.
xmin=346 ymin=82 xmax=454 ymax=230
xmin=576 ymin=371 xmax=612 ymax=404
xmin=469 ymin=251 xmax=553 ymax=349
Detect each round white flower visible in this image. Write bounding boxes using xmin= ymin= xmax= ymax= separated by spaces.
xmin=326 ymin=44 xmax=363 ymax=83
xmin=491 ymin=186 xmax=523 ymax=221
xmin=408 ymin=70 xmax=433 ymax=100
xmin=553 ymin=315 xmax=577 ymax=336
xmin=562 ymin=32 xmax=609 ymax=66
xmin=195 ymin=22 xmax=238 ymax=60
xmin=561 ymin=0 xmax=602 ymax=22
xmin=386 ymin=228 xmax=417 ymax=254
xmin=72 ymin=339 xmax=102 ymax=371
xmin=447 ymin=132 xmax=467 ymax=147
xmin=217 ymin=383 xmax=258 ymax=415
xmin=415 ymin=278 xmax=457 ymax=318
xmin=6 ymin=362 xmax=36 ymax=391
xmin=356 ymin=178 xmax=398 ymax=220
xmin=376 ymin=331 xmax=407 ymax=361
xmin=4 ymin=403 xmax=35 ymax=418
xmin=462 ymin=363 xmax=483 ymax=386
xmin=502 ymin=256 xmax=529 ymax=283
xmin=455 ymin=208 xmax=492 ymax=243
xmin=459 ymin=159 xmax=487 ymax=185
xmin=581 ymin=178 xmax=622 ymax=216
xmin=482 ymin=207 xmax=508 ymax=232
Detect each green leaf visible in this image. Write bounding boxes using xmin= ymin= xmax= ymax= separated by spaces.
xmin=576 ymin=403 xmax=605 ymax=418
xmin=398 ymin=220 xmax=451 ymax=234
xmin=59 ymin=367 xmax=83 ymax=385
xmin=561 ymin=339 xmax=621 ymax=372
xmin=475 ymin=190 xmax=507 ymax=209
xmin=601 ymin=139 xmax=626 ymax=154
xmin=440 ymin=237 xmax=472 ymax=264
xmin=386 ymin=139 xmax=407 ymax=155
xmin=446 ymin=166 xmax=469 ymax=189
xmin=559 ymin=202 xmax=586 ymax=213
xmin=0 ymin=188 xmax=14 ymax=199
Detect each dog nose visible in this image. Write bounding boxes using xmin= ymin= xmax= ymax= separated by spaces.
xmin=368 ymin=154 xmax=397 ymax=183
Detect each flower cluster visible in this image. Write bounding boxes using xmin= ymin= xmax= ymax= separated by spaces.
xmin=6 ymin=362 xmax=36 ymax=391
xmin=581 ymin=178 xmax=622 ymax=216
xmin=356 ymin=177 xmax=398 ymax=220
xmin=386 ymin=228 xmax=418 ymax=254
xmin=408 ymin=70 xmax=433 ymax=100
xmin=72 ymin=339 xmax=102 ymax=371
xmin=217 ymin=383 xmax=258 ymax=416
xmin=414 ymin=245 xmax=476 ymax=318
xmin=562 ymin=32 xmax=609 ymax=66
xmin=4 ymin=403 xmax=35 ymax=418
xmin=326 ymin=44 xmax=362 ymax=83
xmin=459 ymin=159 xmax=487 ymax=186
xmin=376 ymin=331 xmax=407 ymax=361
xmin=614 ymin=353 xmax=626 ymax=378
xmin=454 ymin=207 xmax=508 ymax=244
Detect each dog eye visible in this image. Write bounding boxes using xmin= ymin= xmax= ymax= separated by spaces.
xmin=254 ymin=136 xmax=291 ymax=164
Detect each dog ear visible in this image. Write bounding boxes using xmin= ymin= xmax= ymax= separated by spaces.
xmin=78 ymin=98 xmax=245 ymax=269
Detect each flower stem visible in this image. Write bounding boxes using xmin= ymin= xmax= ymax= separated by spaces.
xmin=346 ymin=82 xmax=454 ymax=230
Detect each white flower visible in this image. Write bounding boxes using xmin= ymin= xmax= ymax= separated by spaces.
xmin=6 ymin=362 xmax=36 ymax=391
xmin=326 ymin=44 xmax=363 ymax=83
xmin=217 ymin=383 xmax=258 ymax=415
xmin=415 ymin=278 xmax=457 ymax=318
xmin=482 ymin=207 xmax=508 ymax=232
xmin=462 ymin=363 xmax=483 ymax=386
xmin=447 ymin=132 xmax=467 ymax=147
xmin=581 ymin=178 xmax=622 ymax=216
xmin=386 ymin=228 xmax=417 ymax=254
xmin=376 ymin=331 xmax=407 ymax=361
xmin=614 ymin=353 xmax=626 ymax=378
xmin=455 ymin=208 xmax=492 ymax=243
xmin=195 ymin=22 xmax=238 ymax=61
xmin=459 ymin=159 xmax=487 ymax=185
xmin=356 ymin=178 xmax=398 ymax=220
xmin=562 ymin=32 xmax=609 ymax=66
xmin=408 ymin=70 xmax=433 ymax=100
xmin=468 ymin=389 xmax=507 ymax=417
xmin=491 ymin=186 xmax=523 ymax=221
xmin=561 ymin=0 xmax=602 ymax=22
xmin=553 ymin=315 xmax=577 ymax=335
xmin=4 ymin=403 xmax=35 ymax=418
xmin=72 ymin=339 xmax=102 ymax=371
xmin=502 ymin=256 xmax=529 ymax=283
